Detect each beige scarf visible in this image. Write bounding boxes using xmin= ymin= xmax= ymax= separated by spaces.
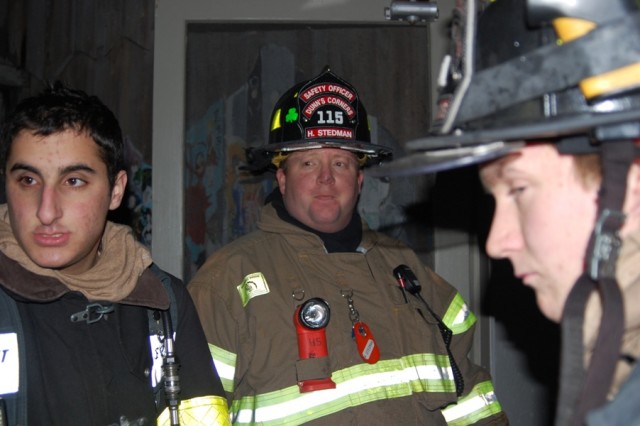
xmin=0 ymin=204 xmax=152 ymax=301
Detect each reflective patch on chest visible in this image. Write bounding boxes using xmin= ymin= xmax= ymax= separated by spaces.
xmin=149 ymin=332 xmax=178 ymax=389
xmin=237 ymin=272 xmax=270 ymax=307
xmin=0 ymin=332 xmax=19 ymax=394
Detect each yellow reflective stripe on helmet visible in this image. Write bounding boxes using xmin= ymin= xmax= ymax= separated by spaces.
xmin=442 ymin=293 xmax=476 ymax=335
xmin=553 ymin=17 xmax=595 ymax=42
xmin=441 ymin=381 xmax=503 ymax=426
xmin=554 ymin=17 xmax=640 ymax=99
xmin=230 ymin=354 xmax=458 ymax=425
xmin=270 ymin=108 xmax=282 ymax=132
xmin=157 ymin=395 xmax=231 ymax=426
xmin=210 ymin=343 xmax=236 ymax=393
xmin=579 ymin=63 xmax=640 ymax=99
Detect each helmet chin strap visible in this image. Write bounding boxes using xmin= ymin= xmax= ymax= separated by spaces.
xmin=555 ymin=139 xmax=635 ymax=426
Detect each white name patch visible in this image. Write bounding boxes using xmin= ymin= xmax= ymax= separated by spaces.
xmin=0 ymin=332 xmax=19 ymax=395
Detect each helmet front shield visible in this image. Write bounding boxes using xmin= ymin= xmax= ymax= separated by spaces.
xmin=245 ymin=67 xmax=393 ymax=174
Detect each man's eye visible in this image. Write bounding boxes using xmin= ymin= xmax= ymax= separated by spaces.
xmin=67 ymin=177 xmax=87 ymax=187
xmin=508 ymin=186 xmax=526 ymax=196
xmin=18 ymin=176 xmax=36 ymax=186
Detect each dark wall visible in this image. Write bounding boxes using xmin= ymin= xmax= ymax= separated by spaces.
xmin=0 ymin=1 xmax=154 ymax=157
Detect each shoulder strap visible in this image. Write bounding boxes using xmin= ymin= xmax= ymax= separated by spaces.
xmin=0 ymin=288 xmax=27 ymax=426
xmin=146 ymin=265 xmax=182 ymax=420
xmin=146 ymin=264 xmax=178 ymax=398
xmin=148 ymin=263 xmax=178 ymax=335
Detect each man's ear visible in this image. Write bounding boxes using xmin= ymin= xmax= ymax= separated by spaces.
xmin=109 ymin=170 xmax=128 ymax=211
xmin=276 ymin=168 xmax=286 ymax=195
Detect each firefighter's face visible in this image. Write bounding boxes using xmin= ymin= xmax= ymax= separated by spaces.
xmin=480 ymin=144 xmax=599 ymax=322
xmin=5 ymin=129 xmax=126 ymax=275
xmin=276 ymin=148 xmax=363 ymax=234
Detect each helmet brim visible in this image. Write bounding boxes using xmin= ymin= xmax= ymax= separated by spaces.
xmin=245 ymin=139 xmax=393 ymax=173
xmin=370 ymin=108 xmax=640 ymax=177
xmin=368 ymin=141 xmax=524 ymax=177
xmin=264 ymin=139 xmax=392 ymax=156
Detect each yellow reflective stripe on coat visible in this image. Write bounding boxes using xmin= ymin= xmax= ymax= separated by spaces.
xmin=442 ymin=293 xmax=476 ymax=335
xmin=442 ymin=381 xmax=503 ymax=426
xmin=210 ymin=343 xmax=236 ymax=393
xmin=230 ymin=354 xmax=458 ymax=425
xmin=158 ymin=395 xmax=231 ymax=425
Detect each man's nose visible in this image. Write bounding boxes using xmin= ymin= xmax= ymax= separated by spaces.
xmin=317 ymin=164 xmax=335 ymax=184
xmin=485 ymin=201 xmax=522 ymax=259
xmin=36 ymin=186 xmax=62 ymax=225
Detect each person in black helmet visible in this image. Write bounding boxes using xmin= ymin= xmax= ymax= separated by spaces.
xmin=188 ymin=68 xmax=508 ymax=425
xmin=372 ymin=0 xmax=640 ymax=425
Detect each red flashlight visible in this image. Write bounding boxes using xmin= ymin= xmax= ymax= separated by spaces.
xmin=294 ymin=297 xmax=336 ymax=392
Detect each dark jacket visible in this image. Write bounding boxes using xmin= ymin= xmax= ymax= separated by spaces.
xmin=0 ymin=251 xmax=227 ymax=426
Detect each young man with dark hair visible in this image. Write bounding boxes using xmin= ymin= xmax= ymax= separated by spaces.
xmin=0 ymin=82 xmax=229 ymax=425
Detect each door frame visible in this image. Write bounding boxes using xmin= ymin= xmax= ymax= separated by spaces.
xmin=152 ymin=0 xmax=418 ymax=278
